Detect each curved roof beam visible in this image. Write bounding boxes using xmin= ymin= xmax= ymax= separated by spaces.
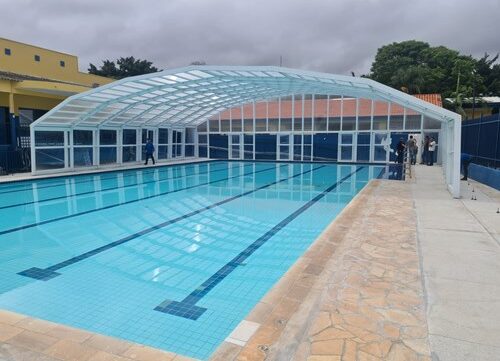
xmin=32 ymin=65 xmax=460 ymax=129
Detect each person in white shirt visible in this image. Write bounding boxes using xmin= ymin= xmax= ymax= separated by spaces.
xmin=428 ymin=137 xmax=436 ymax=166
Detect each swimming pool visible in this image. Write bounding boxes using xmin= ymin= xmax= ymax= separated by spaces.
xmin=0 ymin=161 xmax=384 ymax=359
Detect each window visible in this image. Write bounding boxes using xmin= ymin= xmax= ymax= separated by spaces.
xmin=4 ymin=48 xmax=11 ymax=55
xmin=60 ymin=60 xmax=65 ymax=67
xmin=34 ymin=55 xmax=40 ymax=62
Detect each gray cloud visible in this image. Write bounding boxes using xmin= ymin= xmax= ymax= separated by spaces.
xmin=1 ymin=0 xmax=498 ymax=76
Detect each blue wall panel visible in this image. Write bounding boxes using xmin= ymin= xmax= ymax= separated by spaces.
xmin=255 ymin=134 xmax=276 ymax=160
xmin=313 ymin=133 xmax=338 ymax=161
xmin=209 ymin=134 xmax=228 ymax=159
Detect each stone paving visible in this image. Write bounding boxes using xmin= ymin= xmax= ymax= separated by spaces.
xmin=211 ymin=179 xmax=432 ymax=361
xmin=0 ymin=309 xmax=196 ymax=361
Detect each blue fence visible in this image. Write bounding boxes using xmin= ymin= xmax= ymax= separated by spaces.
xmin=461 ymin=114 xmax=500 ymax=169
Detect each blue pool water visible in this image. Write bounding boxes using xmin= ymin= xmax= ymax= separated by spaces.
xmin=0 ymin=161 xmax=384 ymax=359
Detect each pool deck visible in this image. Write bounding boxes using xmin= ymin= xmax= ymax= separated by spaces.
xmin=0 ymin=158 xmax=209 ymax=184
xmin=1 ymin=164 xmax=499 ymax=360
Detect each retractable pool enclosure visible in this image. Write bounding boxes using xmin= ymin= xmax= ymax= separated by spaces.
xmin=30 ymin=65 xmax=461 ymax=197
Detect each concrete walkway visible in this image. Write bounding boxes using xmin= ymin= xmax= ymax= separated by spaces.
xmin=412 ymin=165 xmax=500 ymax=361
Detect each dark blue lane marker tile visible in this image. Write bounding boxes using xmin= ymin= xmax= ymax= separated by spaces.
xmin=0 ymin=161 xmax=222 ymax=195
xmin=155 ymin=167 xmax=365 ymax=320
xmin=1 ymin=163 xmax=269 ymax=236
xmin=17 ymin=164 xmax=320 ymax=281
xmin=0 ymin=164 xmax=232 ymax=210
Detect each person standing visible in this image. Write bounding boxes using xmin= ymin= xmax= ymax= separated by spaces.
xmin=461 ymin=153 xmax=473 ymax=180
xmin=144 ymin=138 xmax=155 ymax=165
xmin=407 ymin=135 xmax=417 ymax=165
xmin=421 ymin=135 xmax=429 ymax=165
xmin=396 ymin=138 xmax=406 ymax=164
xmin=428 ymin=137 xmax=436 ymax=166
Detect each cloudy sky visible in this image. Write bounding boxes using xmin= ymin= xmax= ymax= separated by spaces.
xmin=1 ymin=0 xmax=498 ymax=76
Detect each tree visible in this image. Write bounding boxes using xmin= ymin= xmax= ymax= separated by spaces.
xmin=88 ymin=57 xmax=160 ymax=79
xmin=368 ymin=41 xmax=483 ymax=99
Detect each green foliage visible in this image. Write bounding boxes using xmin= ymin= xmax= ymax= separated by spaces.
xmin=88 ymin=57 xmax=160 ymax=79
xmin=368 ymin=40 xmax=499 ymax=101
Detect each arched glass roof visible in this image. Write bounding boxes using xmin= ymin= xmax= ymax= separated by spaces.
xmin=32 ymin=65 xmax=459 ymax=129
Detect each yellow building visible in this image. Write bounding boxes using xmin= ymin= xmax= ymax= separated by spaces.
xmin=0 ymin=37 xmax=112 ymax=155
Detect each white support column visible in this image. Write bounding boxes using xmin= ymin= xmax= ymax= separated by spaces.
xmin=94 ymin=130 xmax=100 ymax=167
xmin=451 ymin=116 xmax=462 ymax=198
xmin=69 ymin=129 xmax=74 ymax=170
xmin=117 ymin=129 xmax=123 ymax=164
xmin=252 ymin=101 xmax=256 ymax=160
xmin=136 ymin=128 xmax=141 ymax=162
xmin=64 ymin=130 xmax=70 ymax=170
xmin=168 ymin=128 xmax=173 ymax=159
xmin=30 ymin=125 xmax=36 ymax=174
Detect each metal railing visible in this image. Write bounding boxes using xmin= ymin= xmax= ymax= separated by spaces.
xmin=0 ymin=148 xmax=31 ymax=175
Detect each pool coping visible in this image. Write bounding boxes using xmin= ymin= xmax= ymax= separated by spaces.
xmin=0 ymin=157 xmax=211 ymax=184
xmin=207 ymin=177 xmax=381 ymax=360
xmin=209 ymin=177 xmax=431 ymax=360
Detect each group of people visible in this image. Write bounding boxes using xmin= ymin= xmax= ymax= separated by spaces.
xmin=395 ymin=135 xmax=436 ymax=166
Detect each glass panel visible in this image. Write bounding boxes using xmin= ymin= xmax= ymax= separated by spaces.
xmin=280 ymin=118 xmax=292 ymax=131
xmin=341 ymin=133 xmax=353 ymax=144
xmin=74 ymin=147 xmax=93 ymax=166
xmin=197 ymin=121 xmax=207 ymax=132
xmin=358 ymin=116 xmax=371 ymax=130
xmin=122 ymin=129 xmax=137 ymax=145
xmin=244 ymin=134 xmax=253 ymax=144
xmin=357 ymin=133 xmax=370 ymax=145
xmin=373 ymin=101 xmax=388 ymax=130
xmin=185 ymin=128 xmax=195 ymax=143
xmin=231 ymin=118 xmax=242 ymax=132
xmin=122 ymin=146 xmax=137 ymax=162
xmin=73 ymin=130 xmax=93 ymax=146
xmin=100 ymin=147 xmax=117 ymax=164
xmin=198 ymin=134 xmax=207 ymax=144
xmin=293 ymin=145 xmax=302 ymax=160
xmin=303 ymin=134 xmax=312 ymax=145
xmin=374 ymin=146 xmax=387 ymax=161
xmin=141 ymin=129 xmax=148 ymax=144
xmin=357 ymin=146 xmax=370 ymax=161
xmin=159 ymin=128 xmax=169 ymax=144
xmin=423 ymin=116 xmax=441 ymax=129
xmin=341 ymin=146 xmax=352 ymax=160
xmin=405 ymin=111 xmax=422 ymax=130
xmin=35 ymin=148 xmax=64 ymax=169
xmin=35 ymin=131 xmax=64 ymax=146
xmin=232 ymin=135 xmax=240 ymax=143
xmin=100 ymin=129 xmax=117 ymax=145
xmin=185 ymin=145 xmax=194 ymax=157
xmin=303 ymin=145 xmax=311 ymax=160
xmin=268 ymin=118 xmax=279 ymax=131
xmin=244 ymin=118 xmax=254 ymax=132
xmin=342 ymin=117 xmax=356 ymax=131
xmin=280 ymin=146 xmax=289 ymax=159
xmin=303 ymin=118 xmax=312 ymax=131
xmin=328 ymin=96 xmax=341 ymax=131
xmin=293 ymin=118 xmax=302 ymax=131
xmin=255 ymin=118 xmax=266 ymax=132
xmin=158 ymin=145 xmax=168 ymax=159
xmin=314 ymin=117 xmax=327 ymax=131
xmin=209 ymin=118 xmax=219 ymax=132
xmin=244 ymin=145 xmax=253 ymax=159
xmin=390 ymin=103 xmax=404 ymax=130
xmin=279 ymin=134 xmax=289 ymax=144
xmin=374 ymin=133 xmax=388 ymax=144
xmin=220 ymin=119 xmax=230 ymax=132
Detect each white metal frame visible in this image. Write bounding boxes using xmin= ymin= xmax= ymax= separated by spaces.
xmin=31 ymin=65 xmax=461 ymax=197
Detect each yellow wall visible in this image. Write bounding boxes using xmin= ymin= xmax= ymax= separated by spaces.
xmin=0 ymin=38 xmax=112 ymax=88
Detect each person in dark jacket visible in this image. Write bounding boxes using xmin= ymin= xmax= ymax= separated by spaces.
xmin=144 ymin=139 xmax=155 ymax=165
xmin=461 ymin=153 xmax=473 ymax=180
xmin=396 ymin=138 xmax=406 ymax=164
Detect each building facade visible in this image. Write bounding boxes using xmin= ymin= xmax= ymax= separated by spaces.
xmin=0 ymin=38 xmax=112 ymax=171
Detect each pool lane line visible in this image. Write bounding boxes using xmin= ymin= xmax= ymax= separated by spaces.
xmin=0 ymin=164 xmax=237 ymax=210
xmin=0 ymin=161 xmax=227 ymax=195
xmin=17 ymin=165 xmax=325 ymax=281
xmin=154 ymin=166 xmax=365 ymax=320
xmin=1 ymin=163 xmax=278 ymax=237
